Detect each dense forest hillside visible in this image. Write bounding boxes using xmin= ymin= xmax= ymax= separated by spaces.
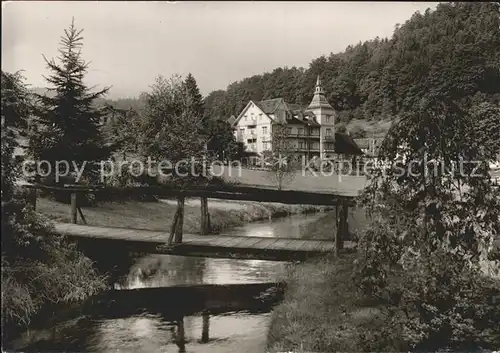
xmin=32 ymin=2 xmax=500 ymax=129
xmin=204 ymin=2 xmax=500 ymax=123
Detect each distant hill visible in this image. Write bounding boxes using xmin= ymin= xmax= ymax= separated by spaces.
xmin=29 ymin=87 xmax=144 ymax=112
xmin=30 ymin=87 xmax=54 ymax=98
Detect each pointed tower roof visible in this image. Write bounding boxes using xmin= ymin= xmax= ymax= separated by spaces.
xmin=307 ymin=75 xmax=333 ymax=111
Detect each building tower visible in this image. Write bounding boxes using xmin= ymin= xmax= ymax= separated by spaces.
xmin=306 ymin=76 xmax=336 ymax=159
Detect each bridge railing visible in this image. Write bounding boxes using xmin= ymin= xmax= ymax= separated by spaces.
xmin=20 ymin=182 xmax=354 ymax=255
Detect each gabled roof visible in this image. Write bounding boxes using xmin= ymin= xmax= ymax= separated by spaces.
xmin=287 ymin=103 xmax=306 ymax=112
xmin=286 ymin=116 xmax=310 ymax=125
xmin=233 ymin=100 xmax=269 ymax=126
xmin=254 ymin=98 xmax=285 ymax=115
xmin=335 ymin=133 xmax=364 ymax=155
xmin=234 ymin=93 xmax=328 ymax=128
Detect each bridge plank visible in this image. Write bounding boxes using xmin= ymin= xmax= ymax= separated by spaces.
xmin=185 ymin=235 xmax=219 ymax=245
xmin=283 ymin=240 xmax=310 ymax=251
xmin=248 ymin=238 xmax=280 ymax=250
xmin=224 ymin=236 xmax=269 ymax=249
xmin=266 ymin=238 xmax=296 ymax=250
xmin=231 ymin=236 xmax=269 ymax=249
xmin=299 ymin=240 xmax=326 ymax=252
xmin=208 ymin=236 xmax=243 ymax=248
xmin=52 ymin=223 xmax=338 ymax=261
xmin=216 ymin=236 xmax=250 ymax=248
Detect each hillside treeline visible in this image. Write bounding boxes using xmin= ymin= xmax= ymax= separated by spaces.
xmin=202 ymin=2 xmax=500 ymax=122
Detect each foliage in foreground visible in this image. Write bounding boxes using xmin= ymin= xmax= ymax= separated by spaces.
xmin=1 ymin=70 xmax=107 ymax=338
xmin=354 ymin=94 xmax=500 ymax=350
xmin=268 ymin=252 xmax=500 ymax=352
xmin=360 ymin=250 xmax=500 ymax=351
xmin=269 ymin=93 xmax=500 ymax=351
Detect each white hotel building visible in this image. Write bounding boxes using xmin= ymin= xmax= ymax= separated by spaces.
xmin=231 ymin=76 xmax=341 ymax=162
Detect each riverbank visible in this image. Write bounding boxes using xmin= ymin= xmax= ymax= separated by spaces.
xmin=298 ymin=207 xmax=368 ymax=240
xmin=266 ymin=254 xmax=383 ymax=352
xmin=266 ymin=207 xmax=375 ymax=352
xmin=36 ymin=197 xmax=331 ymax=234
xmin=6 ymin=210 xmax=324 ymax=352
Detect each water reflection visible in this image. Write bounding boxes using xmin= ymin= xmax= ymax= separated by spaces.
xmin=13 ymin=213 xmax=328 ymax=353
xmin=119 ymin=213 xmax=325 ymax=289
xmin=83 ymin=313 xmax=270 ymax=353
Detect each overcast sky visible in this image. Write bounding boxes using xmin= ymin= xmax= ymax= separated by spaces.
xmin=2 ymin=1 xmax=439 ymax=99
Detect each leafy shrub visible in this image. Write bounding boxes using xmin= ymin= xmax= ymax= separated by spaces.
xmin=1 ymin=194 xmax=107 ymax=338
xmin=1 ymin=71 xmax=107 ymax=339
xmin=356 ymin=248 xmax=500 ymax=351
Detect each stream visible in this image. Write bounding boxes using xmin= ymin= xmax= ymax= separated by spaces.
xmin=10 ymin=212 xmax=329 ymax=353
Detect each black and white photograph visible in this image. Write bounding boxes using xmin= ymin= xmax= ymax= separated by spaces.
xmin=2 ymin=1 xmax=500 ymax=352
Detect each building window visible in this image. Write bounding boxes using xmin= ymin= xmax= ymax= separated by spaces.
xmin=263 ymin=142 xmax=268 ymax=150
xmin=288 ymin=127 xmax=293 ymax=135
xmin=326 ymin=128 xmax=332 ymax=136
xmin=262 ymin=126 xmax=268 ymax=135
xmin=299 ymin=141 xmax=304 ymax=149
xmin=298 ymin=128 xmax=303 ymax=135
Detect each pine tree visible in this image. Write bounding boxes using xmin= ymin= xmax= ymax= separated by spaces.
xmin=29 ymin=18 xmax=111 ymax=184
xmin=183 ymin=73 xmax=204 ymax=118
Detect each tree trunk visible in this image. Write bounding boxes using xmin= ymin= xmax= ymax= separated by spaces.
xmin=70 ymin=192 xmax=78 ymax=224
xmin=341 ymin=202 xmax=347 ymax=250
xmin=200 ymin=196 xmax=209 ymax=235
xmin=335 ymin=202 xmax=340 ymax=257
xmin=335 ymin=200 xmax=346 ymax=256
xmin=28 ymin=188 xmax=37 ymax=211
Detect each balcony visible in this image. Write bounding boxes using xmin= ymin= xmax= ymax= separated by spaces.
xmin=296 ymin=145 xmax=320 ymax=152
xmin=287 ymin=133 xmax=320 ymax=139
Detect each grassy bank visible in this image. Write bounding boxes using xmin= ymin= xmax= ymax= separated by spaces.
xmin=267 ymin=207 xmax=375 ymax=352
xmin=212 ymin=166 xmax=367 ymax=195
xmin=36 ymin=197 xmax=330 ymax=234
xmin=298 ymin=206 xmax=368 ymax=240
xmin=267 ymin=255 xmax=382 ymax=352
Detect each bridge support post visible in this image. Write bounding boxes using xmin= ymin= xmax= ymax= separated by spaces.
xmin=70 ymin=192 xmax=77 ymax=224
xmin=175 ymin=317 xmax=186 ymax=353
xmin=200 ymin=196 xmax=210 ymax=235
xmin=169 ymin=195 xmax=185 ymax=245
xmin=201 ymin=311 xmax=210 ymax=343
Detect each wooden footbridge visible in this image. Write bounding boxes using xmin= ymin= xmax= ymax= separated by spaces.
xmin=53 ymin=222 xmax=350 ymax=261
xmin=24 ymin=182 xmax=358 ymax=261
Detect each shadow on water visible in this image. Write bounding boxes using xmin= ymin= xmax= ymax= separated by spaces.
xmin=8 ymin=212 xmax=331 ymax=353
